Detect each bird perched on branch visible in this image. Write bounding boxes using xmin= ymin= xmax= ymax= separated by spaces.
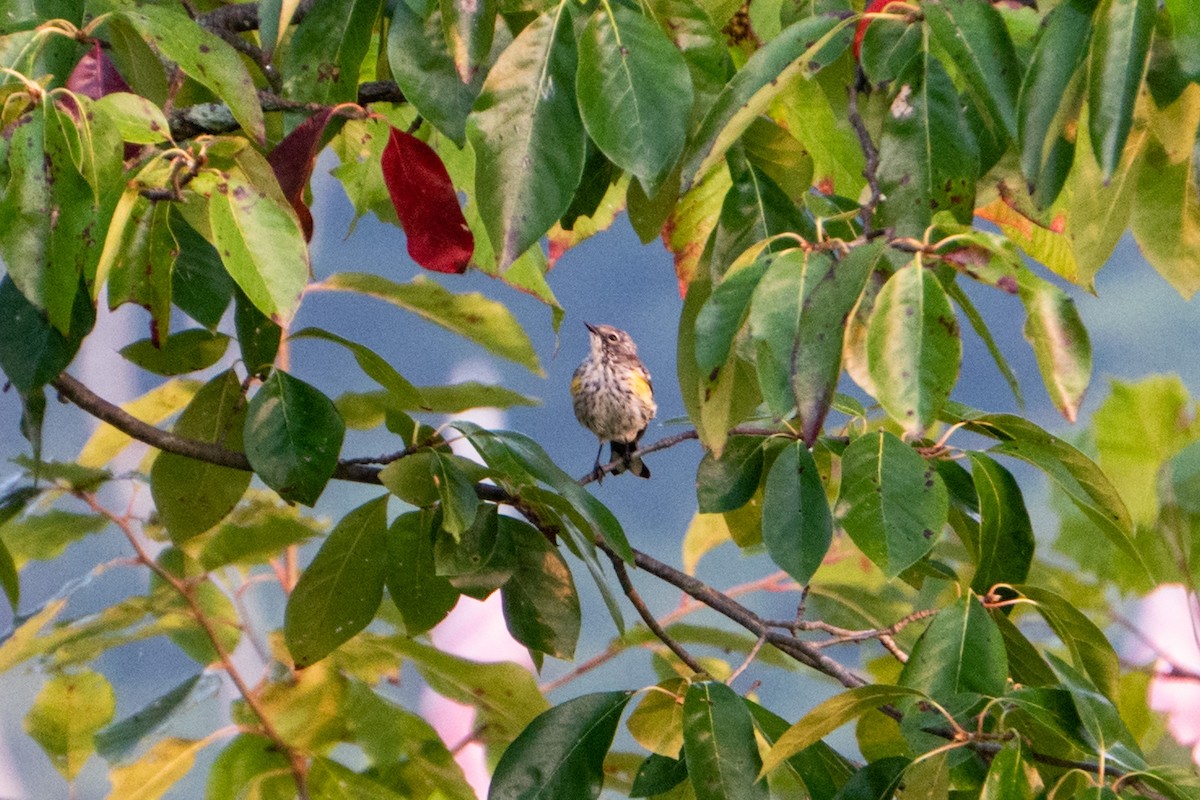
xmin=571 ymin=322 xmax=656 ymax=481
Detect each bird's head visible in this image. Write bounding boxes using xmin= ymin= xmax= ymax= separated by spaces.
xmin=585 ymin=322 xmax=639 ymax=361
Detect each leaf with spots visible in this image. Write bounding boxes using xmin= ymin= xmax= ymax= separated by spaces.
xmin=468 ymin=3 xmax=584 ymax=269
xmin=285 ymin=495 xmax=390 ymax=668
xmin=201 ymin=168 xmax=311 ymax=325
xmin=683 ymin=680 xmax=769 ymax=800
xmin=118 ymin=6 xmax=264 ymax=143
xmin=1019 ymin=274 xmax=1091 ymax=423
xmin=866 ymin=262 xmax=961 ymax=437
xmin=876 ymin=50 xmax=979 ymax=237
xmin=25 ymin=669 xmax=115 ymax=781
xmin=840 ymin=430 xmax=949 ymax=577
xmin=280 ymin=0 xmax=382 ymax=105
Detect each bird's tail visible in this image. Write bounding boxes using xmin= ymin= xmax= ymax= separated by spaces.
xmin=610 ymin=440 xmax=650 ymax=479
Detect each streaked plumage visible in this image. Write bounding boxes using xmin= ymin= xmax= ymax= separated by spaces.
xmin=571 ymin=322 xmax=656 ymax=480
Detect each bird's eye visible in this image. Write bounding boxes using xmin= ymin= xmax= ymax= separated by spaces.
xmin=607 ymin=333 xmax=619 ymax=342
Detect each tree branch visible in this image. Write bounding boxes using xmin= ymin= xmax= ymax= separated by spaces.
xmin=607 ymin=550 xmax=707 ymax=676
xmin=47 ymin=370 xmax=1160 ymax=791
xmin=847 ymin=63 xmax=882 ymax=236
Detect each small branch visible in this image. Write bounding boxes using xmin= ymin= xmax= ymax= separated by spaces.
xmin=727 ymin=632 xmax=766 ymax=686
xmin=607 ymin=551 xmax=706 ymax=676
xmin=78 ymin=492 xmax=310 ymax=800
xmin=847 ymin=62 xmax=882 ymax=236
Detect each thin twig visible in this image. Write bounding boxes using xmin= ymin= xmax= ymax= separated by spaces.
xmin=727 ymin=632 xmax=766 ymax=686
xmin=608 ymin=552 xmax=706 ymax=675
xmin=846 ymin=62 xmax=882 ymax=235
xmin=77 ymin=493 xmax=310 ymax=800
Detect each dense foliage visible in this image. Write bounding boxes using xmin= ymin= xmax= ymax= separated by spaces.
xmin=2 ymin=0 xmax=1200 ymax=797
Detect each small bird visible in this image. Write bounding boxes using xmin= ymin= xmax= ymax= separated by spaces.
xmin=571 ymin=322 xmax=656 ymax=481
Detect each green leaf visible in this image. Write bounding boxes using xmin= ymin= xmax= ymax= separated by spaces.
xmin=342 ymin=681 xmax=476 ymax=800
xmin=281 ymin=0 xmax=380 ymax=104
xmin=0 ymin=275 xmax=93 ymax=394
xmin=452 ymin=423 xmax=633 ymax=564
xmin=96 ymin=674 xmax=209 ymax=762
xmin=761 ymin=441 xmax=832 ymax=585
xmin=1087 ymin=0 xmax=1155 ymax=181
xmin=1018 ymin=275 xmax=1091 ymax=423
xmin=206 ymin=735 xmax=295 ymax=800
xmin=410 ymin=382 xmax=539 ymax=413
xmin=980 ymin=743 xmax=1036 ymax=800
xmin=92 ymin=92 xmax=170 ymax=144
xmin=1011 ymin=584 xmax=1121 ymax=702
xmin=440 ymin=0 xmax=495 ymax=83
xmin=385 ymin=510 xmax=460 ymax=635
xmin=743 ymin=117 xmax=813 ymax=203
xmin=750 ymin=244 xmax=879 ymax=441
xmin=839 ymin=431 xmax=948 ymax=578
xmin=966 ymin=453 xmax=1034 ymax=593
xmin=387 ymin=636 xmax=548 ymax=746
xmin=577 ymin=4 xmax=692 ymax=189
xmin=1166 ymin=0 xmax=1200 ymax=78
xmin=944 ymin=407 xmax=1142 ymax=574
xmin=631 ymin=753 xmax=688 ymax=798
xmin=319 ymin=272 xmax=542 ymax=374
xmin=759 ymin=685 xmax=928 ymax=775
xmin=679 ymin=13 xmax=850 ymax=191
xmin=866 ymin=263 xmax=961 ymax=437
xmin=991 ymin=610 xmax=1057 ymax=689
xmin=244 ymin=370 xmax=345 ymax=506
xmin=0 ymin=510 xmax=106 ymax=568
xmin=1017 ymin=0 xmax=1093 ymax=196
xmin=468 ymin=3 xmax=584 ymax=268
xmin=380 ymin=452 xmax=442 ymax=507
xmin=284 ymin=495 xmax=390 ymax=668
xmin=626 ymin=678 xmax=687 ymax=758
xmin=696 ymin=435 xmax=766 ymax=513
xmin=170 ymin=212 xmax=234 ymax=329
xmin=712 ymin=155 xmax=811 ymax=276
xmin=308 ymin=756 xmax=406 ymax=799
xmin=899 ymin=594 xmax=1007 ymax=700
xmin=106 ymin=737 xmax=208 ymax=800
xmin=501 ymin=518 xmax=581 ymax=659
xmin=1093 ymin=376 xmax=1194 ymax=526
xmin=290 ymin=327 xmax=424 ymax=409
xmin=119 ymin=329 xmax=231 ymax=376
xmin=234 ymin=287 xmax=281 ymax=378
xmin=431 ymin=451 xmax=480 ymax=538
xmin=745 ymin=701 xmax=854 ymax=800
xmin=104 ymin=196 xmax=177 ymax=345
xmin=204 ymin=168 xmax=310 ymax=324
xmin=1131 ymin=137 xmax=1200 ymax=299
xmin=922 ymin=0 xmax=1021 ymax=141
xmin=387 ymin=0 xmax=486 ymax=146
xmin=199 ymin=511 xmax=320 ymax=571
xmin=682 ymin=681 xmax=768 ymax=800
xmin=694 ymin=255 xmax=770 ymax=372
xmin=118 ymin=6 xmax=264 ymax=143
xmin=1045 ymin=654 xmax=1146 ymax=771
xmin=489 ymin=690 xmax=632 ymax=799
xmin=0 ymin=537 xmax=16 ymax=612
xmin=876 ymin=53 xmax=978 ymax=236
xmin=24 ymin=669 xmax=115 ymax=780
xmin=150 ymin=370 xmax=250 ymax=543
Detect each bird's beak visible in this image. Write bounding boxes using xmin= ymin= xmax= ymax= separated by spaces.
xmin=584 ymin=322 xmax=598 ymax=335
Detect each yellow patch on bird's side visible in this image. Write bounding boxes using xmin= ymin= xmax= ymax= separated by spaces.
xmin=570 ymin=375 xmax=582 ymax=396
xmin=629 ymin=371 xmax=653 ymax=404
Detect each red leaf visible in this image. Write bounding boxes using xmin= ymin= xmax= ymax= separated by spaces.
xmin=67 ymin=42 xmax=132 ymax=100
xmin=267 ymin=109 xmax=335 ymax=242
xmin=380 ymin=127 xmax=474 ymax=274
xmin=853 ymin=0 xmax=892 ymax=61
